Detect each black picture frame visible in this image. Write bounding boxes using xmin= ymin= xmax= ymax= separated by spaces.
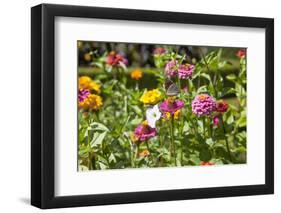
xmin=31 ymin=3 xmax=274 ymax=209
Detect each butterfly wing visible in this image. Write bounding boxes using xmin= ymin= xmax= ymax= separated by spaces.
xmin=166 ymin=83 xmax=180 ymax=96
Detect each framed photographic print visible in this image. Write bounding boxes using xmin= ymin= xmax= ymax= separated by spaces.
xmin=31 ymin=3 xmax=274 ymax=209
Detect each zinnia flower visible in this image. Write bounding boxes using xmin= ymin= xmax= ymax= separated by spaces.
xmin=106 ymin=51 xmax=128 ymax=66
xmin=160 ymin=97 xmax=184 ymax=115
xmin=139 ymin=149 xmax=150 ymax=157
xmin=200 ymin=161 xmax=215 ymax=166
xmin=191 ymin=94 xmax=216 ymax=116
xmin=216 ymin=100 xmax=229 ymax=113
xmin=178 ymin=64 xmax=195 ymax=79
xmin=134 ymin=121 xmax=157 ymax=141
xmin=146 ymin=105 xmax=162 ymax=128
xmin=130 ymin=69 xmax=143 ymax=80
xmin=236 ymin=49 xmax=246 ymax=58
xmin=213 ymin=116 xmax=220 ymax=126
xmin=79 ymin=76 xmax=101 ymax=94
xmin=153 ymin=47 xmax=166 ymax=55
xmin=78 ymin=89 xmax=90 ymax=103
xmin=79 ymin=94 xmax=103 ymax=110
xmin=140 ymin=89 xmax=162 ymax=105
xmin=165 ymin=60 xmax=178 ymax=77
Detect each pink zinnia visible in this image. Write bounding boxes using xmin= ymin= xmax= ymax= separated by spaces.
xmin=134 ymin=123 xmax=157 ymax=141
xmin=191 ymin=94 xmax=216 ymax=116
xmin=213 ymin=116 xmax=220 ymax=126
xmin=160 ymin=98 xmax=184 ymax=115
xmin=178 ymin=64 xmax=195 ymax=79
xmin=165 ymin=60 xmax=178 ymax=77
xmin=78 ymin=89 xmax=90 ymax=103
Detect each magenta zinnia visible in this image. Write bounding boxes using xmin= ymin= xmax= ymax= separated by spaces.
xmin=191 ymin=94 xmax=216 ymax=116
xmin=213 ymin=116 xmax=220 ymax=126
xmin=78 ymin=89 xmax=90 ymax=103
xmin=134 ymin=122 xmax=157 ymax=141
xmin=178 ymin=64 xmax=195 ymax=79
xmin=160 ymin=97 xmax=184 ymax=115
xmin=165 ymin=60 xmax=178 ymax=77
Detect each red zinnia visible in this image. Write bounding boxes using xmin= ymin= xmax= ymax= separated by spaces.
xmin=236 ymin=49 xmax=246 ymax=58
xmin=200 ymin=162 xmax=215 ymax=166
xmin=216 ymin=100 xmax=229 ymax=113
xmin=106 ymin=51 xmax=127 ymax=66
xmin=153 ymin=47 xmax=166 ymax=55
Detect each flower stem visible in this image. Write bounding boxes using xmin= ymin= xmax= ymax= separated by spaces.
xmin=145 ymin=140 xmax=150 ymax=152
xmin=220 ymin=115 xmax=234 ymax=163
xmin=170 ymin=117 xmax=177 ymax=166
xmin=177 ymin=76 xmax=182 ymax=98
xmin=87 ymin=129 xmax=92 ymax=170
xmin=202 ymin=117 xmax=206 ymax=139
xmin=135 ymin=143 xmax=139 ymax=168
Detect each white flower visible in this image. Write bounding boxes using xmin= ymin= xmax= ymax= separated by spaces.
xmin=146 ymin=104 xmax=162 ymax=128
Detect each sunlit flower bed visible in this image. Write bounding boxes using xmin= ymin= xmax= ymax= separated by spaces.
xmin=78 ymin=43 xmax=247 ymax=171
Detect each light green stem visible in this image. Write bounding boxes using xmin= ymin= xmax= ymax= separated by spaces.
xmin=170 ymin=117 xmax=176 ymax=166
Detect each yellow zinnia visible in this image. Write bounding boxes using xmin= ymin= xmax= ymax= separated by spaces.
xmin=140 ymin=89 xmax=161 ymax=105
xmin=79 ymin=76 xmax=101 ymax=94
xmin=79 ymin=94 xmax=103 ymax=110
xmin=130 ymin=69 xmax=143 ymax=80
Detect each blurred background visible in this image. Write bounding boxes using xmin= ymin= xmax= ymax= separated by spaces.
xmin=78 ymin=41 xmax=242 ymax=69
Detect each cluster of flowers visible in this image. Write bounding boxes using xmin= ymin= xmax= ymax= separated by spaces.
xmin=78 ymin=76 xmax=103 ymax=111
xmin=132 ymin=46 xmax=230 ymax=145
xmin=165 ymin=60 xmax=195 ymax=79
xmin=191 ymin=94 xmax=229 ymax=126
xmin=134 ymin=90 xmax=229 ymax=143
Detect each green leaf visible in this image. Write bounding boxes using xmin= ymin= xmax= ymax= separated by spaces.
xmin=109 ymin=153 xmax=117 ymax=163
xmin=220 ymin=87 xmax=236 ymax=97
xmin=90 ymin=131 xmax=107 ymax=147
xmin=226 ymin=74 xmax=236 ymax=81
xmin=89 ymin=122 xmax=109 ymax=132
xmin=226 ymin=114 xmax=234 ymax=124
xmin=206 ymin=138 xmax=214 ymax=146
xmin=237 ymin=116 xmax=246 ymax=128
xmin=88 ymin=122 xmax=109 ymax=147
xmin=199 ymin=146 xmax=212 ymax=162
xmin=98 ymin=162 xmax=107 ymax=170
xmin=197 ymin=85 xmax=208 ymax=93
